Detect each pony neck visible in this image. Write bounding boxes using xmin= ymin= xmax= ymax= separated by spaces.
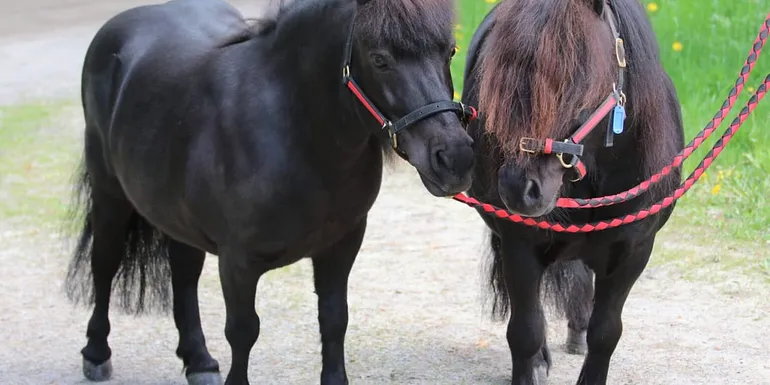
xmin=276 ymin=2 xmax=376 ymax=151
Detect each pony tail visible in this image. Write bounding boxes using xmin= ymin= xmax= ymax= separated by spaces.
xmin=541 ymin=259 xmax=593 ymax=323
xmin=482 ymin=229 xmax=511 ymax=321
xmin=63 ymin=155 xmax=172 ymax=315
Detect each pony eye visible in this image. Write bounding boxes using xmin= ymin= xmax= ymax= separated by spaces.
xmin=369 ymin=53 xmax=389 ymax=69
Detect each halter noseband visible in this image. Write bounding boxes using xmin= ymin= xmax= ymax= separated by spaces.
xmin=518 ymin=1 xmax=627 ymax=182
xmin=341 ymin=9 xmax=478 ymax=156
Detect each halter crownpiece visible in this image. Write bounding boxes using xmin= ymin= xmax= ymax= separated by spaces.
xmin=517 ymin=1 xmax=627 ymax=182
xmin=340 ymin=9 xmax=477 ymax=155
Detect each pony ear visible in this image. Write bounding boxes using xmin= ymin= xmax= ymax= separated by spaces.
xmin=589 ymin=0 xmax=604 ymax=15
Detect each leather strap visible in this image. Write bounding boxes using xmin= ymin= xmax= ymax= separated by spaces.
xmin=390 ymin=101 xmax=468 ymax=134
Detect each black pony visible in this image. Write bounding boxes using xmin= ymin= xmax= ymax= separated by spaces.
xmin=63 ymin=0 xmax=475 ymax=384
xmin=462 ymin=0 xmax=683 ymax=383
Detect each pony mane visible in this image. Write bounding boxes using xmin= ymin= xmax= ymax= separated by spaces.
xmin=354 ymin=0 xmax=456 ymax=54
xmin=223 ymin=0 xmax=456 ymax=54
xmin=478 ymin=0 xmax=616 ymax=158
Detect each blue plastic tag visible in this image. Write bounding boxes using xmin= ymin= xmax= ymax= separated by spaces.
xmin=612 ymin=104 xmax=626 ymax=135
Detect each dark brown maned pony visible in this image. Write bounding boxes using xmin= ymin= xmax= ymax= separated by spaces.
xmin=461 ymin=0 xmax=684 ymax=384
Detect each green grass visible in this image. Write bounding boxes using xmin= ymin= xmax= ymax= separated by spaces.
xmin=0 ymin=101 xmax=81 ymax=232
xmin=645 ymin=0 xmax=770 ymax=244
xmin=450 ymin=0 xmax=769 ymax=276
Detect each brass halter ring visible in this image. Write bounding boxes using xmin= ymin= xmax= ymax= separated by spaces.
xmin=555 ymin=140 xmax=583 ymax=182
xmin=555 ymin=152 xmax=573 ymax=169
xmin=555 ymin=140 xmax=574 ymax=169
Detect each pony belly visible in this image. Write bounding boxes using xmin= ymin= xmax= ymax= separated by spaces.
xmin=236 ymin=207 xmax=368 ymax=256
xmin=129 ymin=198 xmax=219 ymax=254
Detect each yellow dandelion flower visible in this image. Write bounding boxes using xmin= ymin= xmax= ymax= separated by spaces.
xmin=672 ymin=41 xmax=683 ymax=52
xmin=711 ymin=184 xmax=722 ymax=195
xmin=454 ymin=91 xmax=460 ymax=100
xmin=748 ymin=86 xmax=756 ymax=93
xmin=717 ymin=170 xmax=724 ymax=180
xmin=647 ymin=2 xmax=659 ymax=13
xmin=484 ymin=0 xmax=498 ymax=3
xmin=701 ymin=171 xmax=708 ymax=180
xmin=454 ymin=32 xmax=464 ymax=41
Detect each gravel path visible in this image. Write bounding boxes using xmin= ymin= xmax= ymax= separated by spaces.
xmin=1 ymin=1 xmax=768 ymax=384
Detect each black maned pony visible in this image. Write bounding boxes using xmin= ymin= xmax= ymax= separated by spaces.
xmin=63 ymin=0 xmax=475 ymax=384
xmin=461 ymin=0 xmax=684 ymax=384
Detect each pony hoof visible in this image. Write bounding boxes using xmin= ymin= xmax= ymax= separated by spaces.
xmin=533 ymin=364 xmax=548 ymax=385
xmin=187 ymin=371 xmax=223 ymax=385
xmin=83 ymin=358 xmax=113 ymax=381
xmin=566 ymin=329 xmax=587 ymax=355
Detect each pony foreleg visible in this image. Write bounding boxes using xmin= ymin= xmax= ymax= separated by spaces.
xmin=218 ymin=248 xmax=264 ymax=385
xmin=312 ymin=218 xmax=367 ymax=385
xmin=168 ymin=240 xmax=221 ymax=385
xmin=501 ymin=236 xmax=549 ymax=385
xmin=576 ymin=238 xmax=653 ymax=385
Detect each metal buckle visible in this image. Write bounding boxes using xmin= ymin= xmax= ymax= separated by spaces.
xmin=519 ymin=137 xmax=538 ymax=154
xmin=612 ymin=83 xmax=627 ymax=106
xmin=615 ymin=38 xmax=627 ymax=68
xmin=342 ymin=65 xmax=350 ymax=79
xmin=457 ymin=102 xmax=469 ymax=129
xmin=383 ymin=121 xmax=397 ymax=149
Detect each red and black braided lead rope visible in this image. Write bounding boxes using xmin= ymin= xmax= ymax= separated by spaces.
xmin=452 ymin=67 xmax=770 ymax=233
xmin=555 ymin=12 xmax=770 ymax=209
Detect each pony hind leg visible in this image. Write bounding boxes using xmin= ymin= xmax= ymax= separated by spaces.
xmin=168 ymin=240 xmax=222 ymax=385
xmin=312 ymin=218 xmax=367 ymax=385
xmin=565 ymin=264 xmax=593 ymax=356
xmin=78 ymin=190 xmax=134 ymax=381
xmin=576 ymin=238 xmax=654 ymax=385
xmin=65 ymin=144 xmax=173 ymax=381
xmin=542 ymin=260 xmax=594 ymax=355
xmin=64 ymin=166 xmax=136 ymax=381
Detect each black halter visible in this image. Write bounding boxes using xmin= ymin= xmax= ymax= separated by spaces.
xmin=340 ymin=10 xmax=477 ymax=155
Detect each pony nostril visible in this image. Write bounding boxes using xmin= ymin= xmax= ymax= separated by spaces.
xmin=435 ymin=149 xmax=452 ymax=172
xmin=522 ymin=179 xmax=542 ymax=207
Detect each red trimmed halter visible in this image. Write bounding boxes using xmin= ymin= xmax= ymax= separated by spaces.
xmin=517 ymin=7 xmax=627 ymax=182
xmin=340 ymin=9 xmax=478 ymax=155
xmin=452 ymin=10 xmax=770 ymax=233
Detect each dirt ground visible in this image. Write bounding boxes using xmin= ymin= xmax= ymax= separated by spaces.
xmin=1 ymin=1 xmax=769 ymax=384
